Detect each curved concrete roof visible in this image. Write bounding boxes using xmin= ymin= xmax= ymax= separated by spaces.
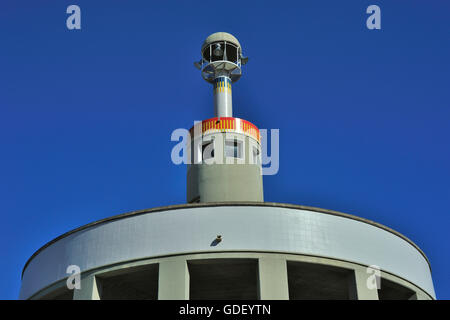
xmin=22 ymin=202 xmax=431 ymax=276
xmin=22 ymin=201 xmax=431 ymax=277
xmin=19 ymin=202 xmax=435 ymax=299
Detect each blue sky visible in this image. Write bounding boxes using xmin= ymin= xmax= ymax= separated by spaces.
xmin=0 ymin=0 xmax=449 ymax=299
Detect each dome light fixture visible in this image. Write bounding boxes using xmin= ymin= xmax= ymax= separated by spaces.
xmin=213 ymin=43 xmax=223 ymax=57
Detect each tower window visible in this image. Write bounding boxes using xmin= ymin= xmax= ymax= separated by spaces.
xmin=252 ymin=147 xmax=260 ymax=165
xmin=225 ymin=139 xmax=243 ymax=159
xmin=202 ymin=142 xmax=214 ymax=161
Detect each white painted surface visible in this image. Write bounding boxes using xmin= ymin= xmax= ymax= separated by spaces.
xmin=20 ymin=206 xmax=435 ymax=299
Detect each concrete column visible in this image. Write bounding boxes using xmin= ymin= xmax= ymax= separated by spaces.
xmin=257 ymin=257 xmax=289 ymax=300
xmin=158 ymin=259 xmax=190 ymax=300
xmin=348 ymin=266 xmax=379 ymax=300
xmin=73 ymin=275 xmax=101 ymax=300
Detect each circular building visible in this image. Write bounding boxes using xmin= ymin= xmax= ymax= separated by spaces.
xmin=19 ymin=32 xmax=435 ymax=300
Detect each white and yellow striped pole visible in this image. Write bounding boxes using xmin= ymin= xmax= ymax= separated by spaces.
xmin=213 ymin=76 xmax=232 ymax=117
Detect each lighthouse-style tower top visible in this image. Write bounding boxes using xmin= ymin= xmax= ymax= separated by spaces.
xmin=194 ymin=32 xmax=248 ymax=118
xmin=194 ymin=32 xmax=248 ymax=85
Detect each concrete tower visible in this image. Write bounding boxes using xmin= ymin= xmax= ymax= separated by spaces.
xmin=187 ymin=32 xmax=263 ymax=203
xmin=19 ymin=32 xmax=435 ymax=301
